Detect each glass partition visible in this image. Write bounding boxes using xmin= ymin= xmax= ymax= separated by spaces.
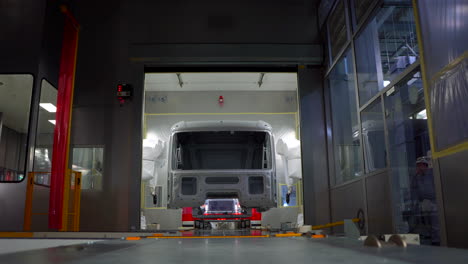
xmin=361 ymin=99 xmax=387 ymax=172
xmin=355 ymin=0 xmax=418 ymax=105
xmin=329 ymin=50 xmax=363 ymax=185
xmin=353 ymin=0 xmax=376 ymax=25
xmin=385 ymin=71 xmax=439 ymax=245
xmin=329 ymin=0 xmax=348 ymax=60
xmin=0 ymin=74 xmax=34 ymax=182
xmin=71 ymin=147 xmax=104 ymax=190
xmin=33 ymin=79 xmax=58 ymax=172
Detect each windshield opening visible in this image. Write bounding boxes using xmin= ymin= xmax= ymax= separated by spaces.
xmin=173 ymin=131 xmax=271 ymax=170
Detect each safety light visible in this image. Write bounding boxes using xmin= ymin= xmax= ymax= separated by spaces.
xmin=117 ymin=83 xmax=133 ymax=105
xmin=218 ymin=95 xmax=224 ymax=105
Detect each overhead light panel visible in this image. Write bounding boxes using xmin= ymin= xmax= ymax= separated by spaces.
xmin=40 ymin=103 xmax=57 ymax=113
xmin=48 ymin=120 xmax=56 ymax=125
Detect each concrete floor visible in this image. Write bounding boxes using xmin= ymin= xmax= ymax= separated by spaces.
xmin=1 ymin=236 xmax=468 ymax=264
xmin=0 ymin=239 xmax=99 ymax=255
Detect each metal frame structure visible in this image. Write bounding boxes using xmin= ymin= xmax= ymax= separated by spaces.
xmin=23 ymin=170 xmax=82 ymax=232
xmin=0 ymin=74 xmax=36 ymax=183
xmin=322 ymin=0 xmax=437 ymax=239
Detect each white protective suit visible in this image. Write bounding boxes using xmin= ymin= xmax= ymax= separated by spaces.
xmin=142 ymin=138 xmax=166 ymax=189
xmin=276 ymin=138 xmax=302 ymax=188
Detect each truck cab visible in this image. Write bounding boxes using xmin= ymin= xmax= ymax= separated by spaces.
xmin=167 ymin=120 xmax=277 ymax=212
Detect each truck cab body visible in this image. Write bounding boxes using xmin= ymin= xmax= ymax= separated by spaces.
xmin=167 ymin=120 xmax=277 ymax=212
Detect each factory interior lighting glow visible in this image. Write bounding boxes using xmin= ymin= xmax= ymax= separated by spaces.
xmin=40 ymin=103 xmax=57 ymax=113
xmin=48 ymin=120 xmax=56 ymax=125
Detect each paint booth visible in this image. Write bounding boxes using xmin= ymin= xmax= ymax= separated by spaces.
xmin=140 ymin=72 xmax=303 ymax=229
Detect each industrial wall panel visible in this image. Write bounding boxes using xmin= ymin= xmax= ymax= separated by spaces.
xmin=18 ymin=134 xmax=27 ymax=171
xmin=298 ymin=67 xmax=330 ymax=226
xmin=262 ymin=207 xmax=301 ymax=228
xmin=38 ymin=2 xmax=64 ymax=87
xmin=123 ymin=0 xmax=321 ymax=45
xmin=330 ymin=180 xmax=365 ymax=234
xmin=0 ymin=0 xmax=46 ymax=73
xmin=365 ymin=172 xmax=393 ymax=235
xmin=439 ymin=150 xmax=468 ymax=248
xmin=0 ymin=181 xmax=27 ymax=231
xmin=0 ymin=128 xmax=6 ymax=168
xmin=145 ymin=91 xmax=297 ymax=114
xmin=30 ymin=186 xmax=50 ymax=231
xmin=5 ymin=128 xmax=20 ymax=171
xmin=417 ymin=0 xmax=468 ymax=150
xmin=71 ymin=105 xmax=136 ymax=231
xmin=144 ymin=209 xmax=182 ymax=230
xmin=417 ymin=0 xmax=468 ymax=77
xmin=79 ymin=192 xmax=118 ymax=232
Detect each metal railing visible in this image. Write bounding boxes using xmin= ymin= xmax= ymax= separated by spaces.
xmin=23 ymin=170 xmax=82 ymax=232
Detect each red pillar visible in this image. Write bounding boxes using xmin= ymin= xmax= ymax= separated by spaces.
xmin=49 ymin=7 xmax=79 ymax=230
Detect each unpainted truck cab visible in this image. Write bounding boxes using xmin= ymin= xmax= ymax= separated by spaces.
xmin=167 ymin=120 xmax=277 ymax=211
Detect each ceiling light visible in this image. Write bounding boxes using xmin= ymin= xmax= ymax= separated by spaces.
xmin=48 ymin=120 xmax=56 ymax=125
xmin=416 ymin=109 xmax=427 ymax=120
xmin=40 ymin=103 xmax=57 ymax=113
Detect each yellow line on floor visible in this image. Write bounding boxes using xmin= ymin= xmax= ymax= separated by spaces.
xmin=147 ymin=235 xmax=270 ymax=239
xmin=0 ymin=232 xmax=34 ymax=238
xmin=274 ymin=233 xmax=302 ymax=237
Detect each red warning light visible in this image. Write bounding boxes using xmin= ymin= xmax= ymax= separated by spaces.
xmin=218 ymin=95 xmax=224 ymax=105
xmin=116 ymin=84 xmax=133 ymax=106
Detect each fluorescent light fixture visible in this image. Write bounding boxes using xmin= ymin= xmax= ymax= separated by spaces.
xmin=48 ymin=120 xmax=56 ymax=125
xmin=416 ymin=109 xmax=427 ymax=120
xmin=40 ymin=103 xmax=57 ymax=113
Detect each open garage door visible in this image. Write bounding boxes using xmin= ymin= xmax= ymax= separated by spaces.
xmin=140 ymin=71 xmax=303 ymax=230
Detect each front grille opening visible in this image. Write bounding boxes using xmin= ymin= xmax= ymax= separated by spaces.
xmin=248 ymin=176 xmax=264 ymax=194
xmin=181 ymin=177 xmax=197 ymax=195
xmin=206 ymin=192 xmax=239 ymax=199
xmin=205 ymin=177 xmax=239 ymax=184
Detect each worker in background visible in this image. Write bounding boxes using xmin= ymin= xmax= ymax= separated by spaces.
xmin=409 ymin=155 xmax=440 ymax=245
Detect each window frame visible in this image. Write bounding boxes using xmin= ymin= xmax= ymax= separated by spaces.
xmin=0 ymin=73 xmax=36 ymax=183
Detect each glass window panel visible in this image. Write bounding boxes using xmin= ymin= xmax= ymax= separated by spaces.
xmin=378 ymin=1 xmax=418 ymax=82
xmin=34 ymin=80 xmax=58 ymax=172
xmin=329 ymin=0 xmax=348 ymax=60
xmin=354 ymin=0 xmax=376 ymax=25
xmin=0 ymin=74 xmax=34 ymax=182
xmin=329 ymin=50 xmax=363 ymax=185
xmin=385 ymin=71 xmax=439 ymax=245
xmin=72 ymin=147 xmax=104 ymax=190
xmin=355 ymin=0 xmax=418 ymax=105
xmin=355 ymin=19 xmax=383 ymax=105
xmin=361 ymin=99 xmax=387 ymax=172
xmin=280 ymin=184 xmax=297 ymax=207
